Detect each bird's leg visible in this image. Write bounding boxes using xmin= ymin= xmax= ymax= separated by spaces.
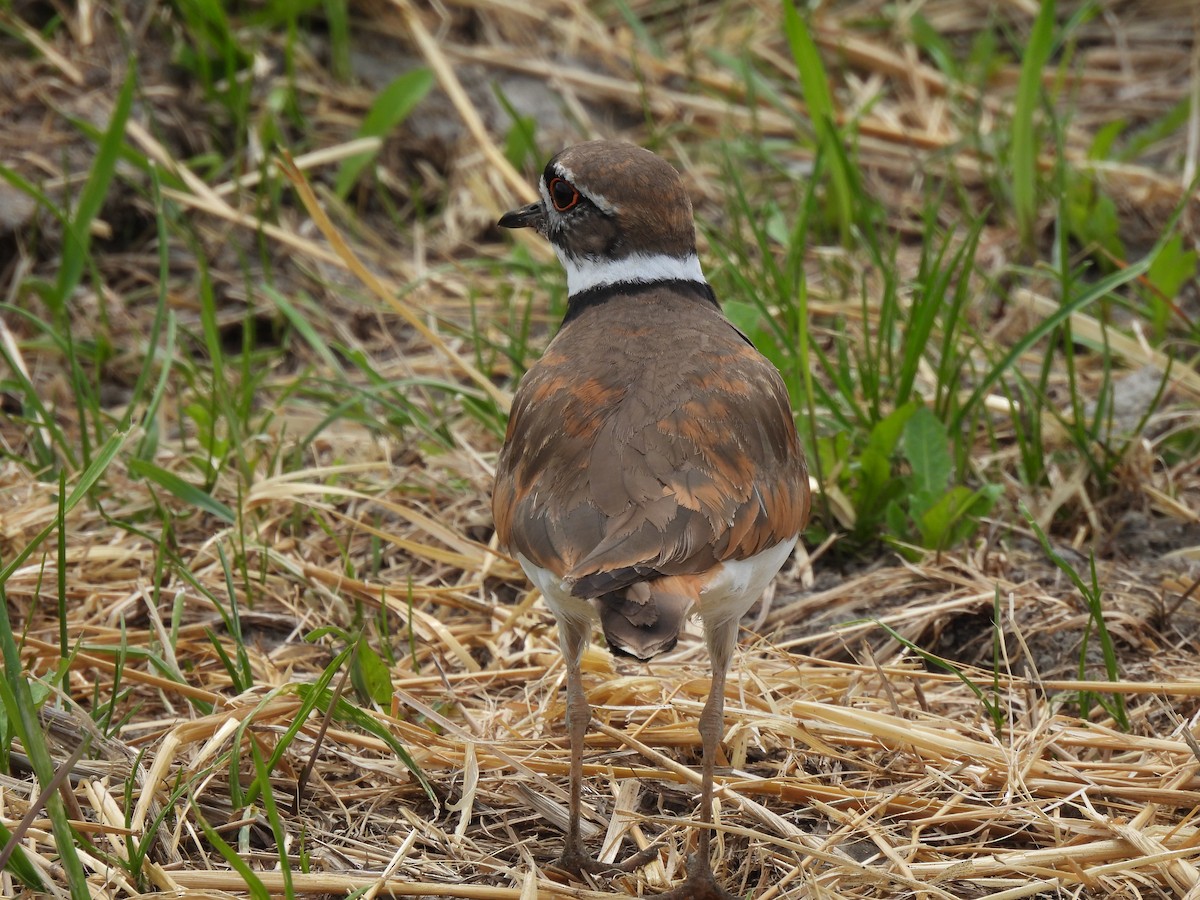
xmin=654 ymin=617 xmax=740 ymax=900
xmin=554 ymin=616 xmax=599 ymax=875
xmin=552 ymin=617 xmax=660 ymax=878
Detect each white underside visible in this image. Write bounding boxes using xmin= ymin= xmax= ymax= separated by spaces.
xmin=517 ymin=536 xmax=798 ymax=639
xmin=694 ymin=536 xmax=798 ymax=629
xmin=556 ymin=249 xmax=706 ymax=295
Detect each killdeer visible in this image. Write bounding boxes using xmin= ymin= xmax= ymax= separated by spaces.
xmin=493 ymin=141 xmax=810 ymax=898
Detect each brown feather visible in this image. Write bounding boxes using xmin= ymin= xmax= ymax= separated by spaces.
xmin=493 ymin=284 xmax=810 ymax=610
xmin=598 ymin=579 xmax=695 ymax=660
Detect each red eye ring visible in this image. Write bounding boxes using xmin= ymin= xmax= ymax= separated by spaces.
xmin=548 ymin=177 xmax=580 ymax=212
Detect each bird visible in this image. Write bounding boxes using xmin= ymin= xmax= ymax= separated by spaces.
xmin=492 ymin=140 xmax=810 ymax=899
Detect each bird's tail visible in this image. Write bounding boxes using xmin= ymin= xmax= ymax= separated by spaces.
xmin=598 ymin=578 xmax=695 ymax=661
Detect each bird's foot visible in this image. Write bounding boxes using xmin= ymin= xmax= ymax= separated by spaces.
xmin=548 ymin=841 xmax=663 ymax=881
xmin=652 ymin=854 xmax=739 ymax=899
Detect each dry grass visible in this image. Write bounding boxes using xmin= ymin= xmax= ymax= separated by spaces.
xmin=2 ymin=0 xmax=1200 ymax=898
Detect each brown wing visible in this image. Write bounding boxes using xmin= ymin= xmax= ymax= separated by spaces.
xmin=492 ymin=288 xmax=809 ymax=598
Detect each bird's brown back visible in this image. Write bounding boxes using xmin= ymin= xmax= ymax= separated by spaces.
xmin=493 ymin=284 xmax=810 ymax=599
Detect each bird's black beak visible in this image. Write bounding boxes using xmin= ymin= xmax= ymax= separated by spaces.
xmin=498 ymin=201 xmax=545 ymax=230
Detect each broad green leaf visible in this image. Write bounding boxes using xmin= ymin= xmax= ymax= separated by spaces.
xmin=1088 ymin=119 xmax=1126 ymax=160
xmin=919 ymin=484 xmax=1001 ymax=550
xmin=903 ymin=405 xmax=952 ymax=519
xmin=352 ymin=635 xmax=394 ymax=706
xmin=910 ymin=13 xmax=960 ymax=80
xmin=334 ymin=69 xmax=434 ymax=198
xmin=852 ymin=404 xmax=912 ymax=515
xmin=884 ymin=498 xmax=909 ymax=542
xmin=1147 ymin=232 xmax=1198 ymax=299
xmin=724 ymin=300 xmax=779 ymax=368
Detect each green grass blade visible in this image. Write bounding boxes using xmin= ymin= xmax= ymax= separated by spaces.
xmin=0 ymin=309 xmax=65 ymax=470
xmin=190 ymin=796 xmax=271 ymax=900
xmin=1012 ymin=0 xmax=1056 ymax=247
xmin=902 ymin=212 xmax=986 ymax=409
xmin=127 ymin=168 xmax=176 ymax=450
xmin=1021 ymin=505 xmax=1129 ymax=729
xmin=334 ymin=69 xmax=434 ymax=198
xmin=132 ymin=311 xmax=177 ymax=463
xmin=0 ymin=601 xmax=92 ymax=898
xmin=0 ymin=428 xmax=130 ymax=587
xmin=951 ymin=253 xmax=1151 ymax=433
xmin=249 ymin=739 xmax=294 ymax=897
xmin=322 ymin=0 xmax=351 ymax=80
xmin=54 ymin=64 xmax=136 ymax=307
xmin=238 ymin=643 xmax=355 ymax=809
xmin=0 ymin=818 xmax=47 ymax=890
xmin=0 ymin=674 xmax=90 ymax=896
xmin=265 ymin=286 xmax=343 ymax=371
xmin=294 ymin=683 xmax=435 ymax=802
xmin=877 ymin=621 xmax=1004 ymax=734
xmin=126 ymin=458 xmax=235 ymax=523
xmin=783 ymin=0 xmax=854 ymax=243
xmin=195 ymin=259 xmax=234 ymax=481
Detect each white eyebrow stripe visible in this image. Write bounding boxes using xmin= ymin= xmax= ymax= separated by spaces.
xmin=543 ymin=168 xmax=617 ymax=215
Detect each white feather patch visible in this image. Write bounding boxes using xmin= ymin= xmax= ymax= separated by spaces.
xmin=517 ymin=536 xmax=798 ymax=636
xmin=695 ymin=536 xmax=797 ymax=629
xmin=557 ymin=250 xmax=706 ymax=295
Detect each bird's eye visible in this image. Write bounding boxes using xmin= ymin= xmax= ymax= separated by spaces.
xmin=548 ymin=177 xmax=580 ymax=212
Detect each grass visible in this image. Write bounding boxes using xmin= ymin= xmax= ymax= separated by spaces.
xmin=1 ymin=1 xmax=1199 ymax=897
xmin=1023 ymin=505 xmax=1129 ymax=730
xmin=1010 ymin=0 xmax=1058 ymax=250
